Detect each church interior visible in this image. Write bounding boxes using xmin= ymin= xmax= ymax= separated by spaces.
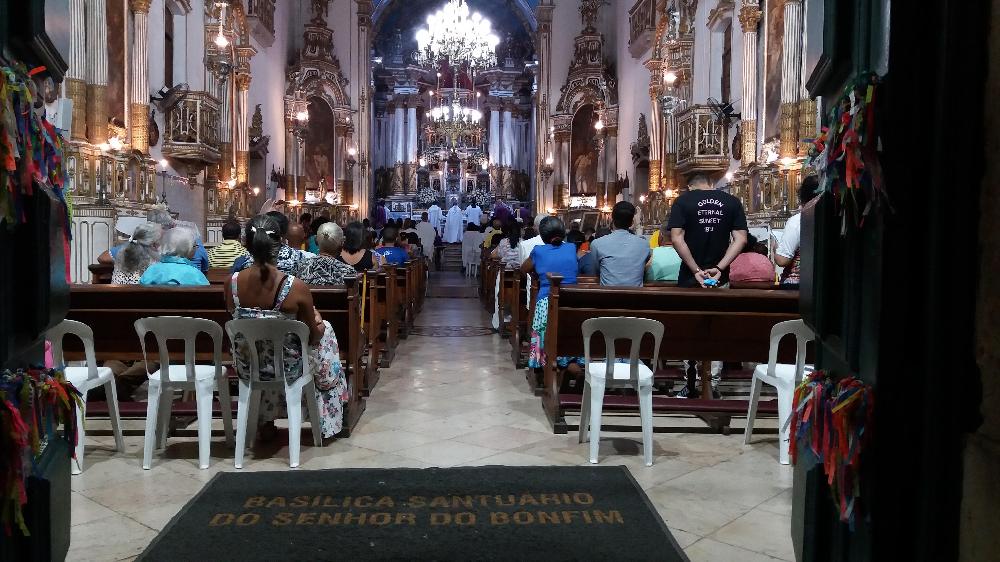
xmin=0 ymin=0 xmax=997 ymax=560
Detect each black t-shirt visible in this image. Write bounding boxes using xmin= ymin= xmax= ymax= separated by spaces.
xmin=666 ymin=189 xmax=748 ymax=287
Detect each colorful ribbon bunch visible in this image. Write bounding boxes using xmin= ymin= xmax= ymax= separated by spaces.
xmin=0 ymin=62 xmax=71 ymax=232
xmin=789 ymin=370 xmax=875 ymax=529
xmin=806 ymin=72 xmax=887 ymax=230
xmin=0 ymin=369 xmax=81 ymax=536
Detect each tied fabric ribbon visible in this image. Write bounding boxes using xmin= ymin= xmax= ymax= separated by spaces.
xmin=804 ymin=72 xmax=888 ymax=231
xmin=788 ymin=370 xmax=874 ymax=530
xmin=0 ymin=368 xmax=81 ymax=536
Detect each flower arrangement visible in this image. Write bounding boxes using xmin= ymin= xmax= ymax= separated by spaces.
xmin=416 ymin=186 xmax=438 ymax=207
xmin=471 ymin=189 xmax=493 ymax=208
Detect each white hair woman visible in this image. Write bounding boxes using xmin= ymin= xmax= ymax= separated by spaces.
xmin=139 ymin=227 xmax=210 ymax=285
xmin=111 ymin=222 xmax=162 ymax=285
xmin=298 ymin=222 xmax=357 ymax=285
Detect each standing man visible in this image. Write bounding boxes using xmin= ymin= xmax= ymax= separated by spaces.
xmin=427 ymin=200 xmax=443 ymax=237
xmin=465 ymin=202 xmax=483 ymax=229
xmin=415 ymin=211 xmax=438 ymax=253
xmin=591 ymin=201 xmax=650 ymax=286
xmin=667 ymin=174 xmax=748 ymax=398
xmin=443 ymin=199 xmax=465 ymax=243
xmin=668 ymin=174 xmax=748 ymax=288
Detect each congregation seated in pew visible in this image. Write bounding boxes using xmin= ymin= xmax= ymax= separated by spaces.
xmin=112 ymin=222 xmax=162 ymax=285
xmin=590 ymin=201 xmax=650 ymax=287
xmin=232 ymin=210 xmax=316 ymax=276
xmin=140 ymin=228 xmax=210 ymax=287
xmin=207 ymin=220 xmax=249 ymax=269
xmin=225 ymin=214 xmax=349 ymax=439
xmin=299 ymin=222 xmax=357 ymax=286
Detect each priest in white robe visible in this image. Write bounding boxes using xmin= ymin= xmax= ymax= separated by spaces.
xmin=465 ymin=203 xmax=483 ymax=228
xmin=427 ymin=202 xmax=443 ymax=236
xmin=443 ymin=200 xmax=465 ymax=243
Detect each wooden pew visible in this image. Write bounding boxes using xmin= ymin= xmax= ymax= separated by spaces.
xmin=89 ymin=263 xmax=113 ymax=284
xmin=372 ymin=268 xmax=398 ymax=367
xmin=206 ymin=268 xmax=231 ymax=285
xmin=509 ymin=269 xmax=533 ymax=369
xmin=540 ymin=275 xmax=803 ymax=434
xmin=389 ymin=262 xmax=415 ymax=339
xmin=62 ymin=279 xmax=367 ymax=437
xmin=361 ymin=270 xmax=382 ymax=394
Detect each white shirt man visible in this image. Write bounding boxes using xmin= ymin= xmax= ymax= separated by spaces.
xmin=427 ymin=203 xmax=443 ymax=236
xmin=465 ymin=204 xmax=483 ymax=227
xmin=443 ymin=201 xmax=465 ymax=243
xmin=415 ymin=212 xmax=437 ymax=253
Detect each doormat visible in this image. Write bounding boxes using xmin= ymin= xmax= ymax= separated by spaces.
xmin=139 ymin=466 xmax=687 ymax=561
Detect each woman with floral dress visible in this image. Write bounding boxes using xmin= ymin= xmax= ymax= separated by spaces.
xmin=223 ymin=215 xmax=349 ymax=439
xmin=111 ymin=222 xmax=161 ymax=284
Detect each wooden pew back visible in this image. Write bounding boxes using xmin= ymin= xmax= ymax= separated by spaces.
xmin=63 ymin=280 xmax=367 ymax=435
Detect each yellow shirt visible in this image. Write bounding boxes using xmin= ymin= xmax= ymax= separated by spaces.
xmin=649 ymin=230 xmax=660 ymax=248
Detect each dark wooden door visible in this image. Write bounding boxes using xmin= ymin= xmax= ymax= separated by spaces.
xmin=796 ymin=0 xmax=989 ymax=561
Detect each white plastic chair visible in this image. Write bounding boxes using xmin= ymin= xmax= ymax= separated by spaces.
xmin=578 ymin=317 xmax=664 ymax=466
xmin=134 ymin=317 xmax=234 ymax=470
xmin=744 ymin=319 xmax=815 ymax=464
xmin=46 ymin=319 xmax=125 ymax=475
xmin=225 ymin=318 xmax=323 ymax=469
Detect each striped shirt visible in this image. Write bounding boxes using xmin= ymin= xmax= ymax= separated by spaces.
xmin=207 ymin=240 xmax=249 ymax=268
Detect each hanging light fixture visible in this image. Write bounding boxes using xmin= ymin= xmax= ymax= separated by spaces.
xmin=414 ymin=0 xmax=500 ymax=71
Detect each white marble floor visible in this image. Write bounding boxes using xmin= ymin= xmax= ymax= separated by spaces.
xmin=67 ymin=275 xmax=794 ymax=562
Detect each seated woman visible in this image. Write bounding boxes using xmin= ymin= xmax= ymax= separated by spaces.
xmin=338 ymin=221 xmax=384 ymax=273
xmin=404 ymin=232 xmax=424 ymax=259
xmin=139 ymin=228 xmax=210 ymax=286
xmin=224 ymin=215 xmax=349 ymax=439
xmin=729 ymin=233 xmax=777 ymax=288
xmin=521 ymin=216 xmax=580 ymax=372
xmin=645 ymin=222 xmax=682 ymax=283
xmin=112 ymin=222 xmax=162 ymax=284
xmin=298 ymin=222 xmax=358 ymax=286
xmin=491 ymin=221 xmax=522 ymax=269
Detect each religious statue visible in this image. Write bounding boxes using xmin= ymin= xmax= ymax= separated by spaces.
xmin=310 ymin=0 xmax=328 ymax=24
xmin=667 ymin=2 xmax=681 ymax=40
xmin=574 ymin=153 xmax=595 ymax=193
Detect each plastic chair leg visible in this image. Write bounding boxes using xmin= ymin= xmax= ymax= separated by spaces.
xmin=285 ymin=383 xmax=304 ymax=468
xmin=73 ymin=394 xmax=87 ymax=475
xmin=234 ymin=379 xmax=252 ymax=469
xmin=217 ymin=375 xmax=235 ymax=447
xmin=777 ymin=382 xmax=793 ymax=465
xmin=143 ymin=380 xmax=162 ymax=470
xmin=195 ymin=379 xmax=215 ymax=469
xmin=156 ymin=386 xmax=172 ymax=450
xmin=245 ymin=389 xmax=262 ymax=449
xmin=105 ymin=380 xmax=125 ymax=452
xmin=744 ymin=375 xmax=763 ymax=445
xmin=639 ymin=384 xmax=654 ymax=467
xmin=304 ymin=381 xmax=323 ymax=447
xmin=578 ymin=381 xmax=591 ymax=444
xmin=588 ymin=379 xmax=606 ymax=464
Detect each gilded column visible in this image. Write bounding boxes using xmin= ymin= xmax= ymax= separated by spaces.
xmin=129 ymin=0 xmax=152 ymax=153
xmin=645 ymin=59 xmax=663 ymax=193
xmin=217 ymin=68 xmax=233 ymax=186
xmin=67 ymin=0 xmax=88 ymax=141
xmin=85 ymin=0 xmax=109 ymax=144
xmin=356 ymin=0 xmax=374 ymax=214
xmin=234 ymin=72 xmax=251 ymax=186
xmin=534 ymin=1 xmax=554 ymax=215
xmin=739 ymin=1 xmax=762 ymax=167
xmin=779 ymin=0 xmax=803 ymax=158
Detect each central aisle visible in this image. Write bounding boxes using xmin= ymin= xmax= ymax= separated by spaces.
xmin=67 ymin=272 xmax=795 ymax=561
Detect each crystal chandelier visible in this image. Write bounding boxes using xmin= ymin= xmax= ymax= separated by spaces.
xmin=427 ymin=97 xmax=483 ymax=141
xmin=415 ymin=0 xmax=500 ymax=71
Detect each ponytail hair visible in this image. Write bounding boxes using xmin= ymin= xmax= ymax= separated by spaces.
xmin=539 ymin=216 xmax=566 ymax=246
xmin=245 ymin=215 xmax=281 ymax=282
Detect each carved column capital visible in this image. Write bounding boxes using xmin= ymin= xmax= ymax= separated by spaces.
xmin=739 ymin=3 xmax=762 ymax=32
xmin=129 ymin=0 xmax=151 ymax=13
xmin=234 ymin=72 xmax=252 ymax=91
